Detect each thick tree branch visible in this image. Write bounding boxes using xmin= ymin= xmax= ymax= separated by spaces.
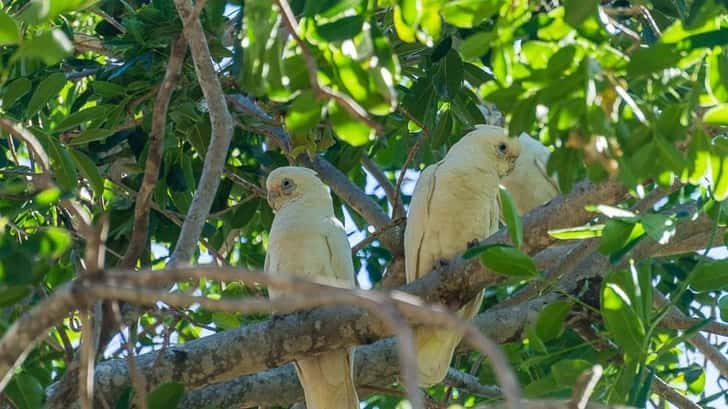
xmin=170 ymin=0 xmax=234 ymax=267
xmin=651 ymin=376 xmax=701 ymax=409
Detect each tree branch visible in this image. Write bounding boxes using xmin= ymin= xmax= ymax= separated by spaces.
xmin=120 ymin=36 xmax=187 ymax=269
xmin=170 ymin=0 xmax=234 ymax=267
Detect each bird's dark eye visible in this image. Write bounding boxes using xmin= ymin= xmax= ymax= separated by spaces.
xmin=497 ymin=143 xmax=507 ymax=153
xmin=281 ymin=178 xmax=294 ymax=191
xmin=282 ymin=179 xmax=291 ymax=187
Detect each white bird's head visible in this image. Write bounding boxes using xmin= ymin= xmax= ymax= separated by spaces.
xmin=265 ymin=166 xmax=331 ymax=211
xmin=457 ymin=125 xmax=522 ymax=177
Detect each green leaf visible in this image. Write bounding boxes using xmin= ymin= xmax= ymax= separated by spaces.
xmin=0 ymin=286 xmax=31 ymax=307
xmin=441 ymin=0 xmax=500 ymax=28
xmin=535 ymin=301 xmax=572 ymax=341
xmin=686 ymin=127 xmax=711 ymax=184
xmin=16 ymin=29 xmax=74 ymax=65
xmin=66 ymin=128 xmax=115 ymax=145
xmin=719 ymin=295 xmax=728 ymax=322
xmin=526 ymin=325 xmax=547 ymax=354
xmin=69 ymin=149 xmax=104 ymax=196
xmin=1 ymin=78 xmax=32 ymax=108
xmin=400 ymin=0 xmax=420 ymax=25
xmin=707 ymin=51 xmax=728 ymax=102
xmin=316 ymin=15 xmax=364 ymax=42
xmin=0 ymin=11 xmax=20 ymax=45
xmin=703 ymin=104 xmax=728 ymax=125
xmin=457 ymin=31 xmax=494 ymax=61
xmin=54 ymin=105 xmax=112 ymax=133
xmin=499 ymin=187 xmax=523 ymax=247
xmin=285 ymin=90 xmax=323 ymax=137
xmin=563 ymin=0 xmax=598 ymax=27
xmin=598 ymin=219 xmax=640 ymax=255
xmin=230 ymin=198 xmax=260 ymax=228
xmin=548 ymin=224 xmax=604 ymax=240
xmin=34 ymin=188 xmax=61 ymax=207
xmin=434 ymin=50 xmax=464 ymax=100
xmin=5 ymin=373 xmax=44 ymax=409
xmin=710 ymin=136 xmax=728 ymax=200
xmin=690 ymin=259 xmax=728 ymax=292
xmin=92 ymin=81 xmax=127 ymax=98
xmin=35 ymin=131 xmax=78 ymax=191
xmin=147 ymin=382 xmax=185 ymax=409
xmin=640 ymin=213 xmax=675 ymax=244
xmin=551 ymin=359 xmax=592 ymax=386
xmin=211 ymin=311 xmax=240 ymax=330
xmin=40 ymin=227 xmax=72 ymax=258
xmin=626 ymin=44 xmax=681 ymax=76
xmin=478 ymin=244 xmax=538 ymax=278
xmin=330 ymin=102 xmax=373 ymax=146
xmin=26 ymin=73 xmax=67 ymax=118
xmin=393 ymin=5 xmax=416 ymax=43
xmin=601 ymin=272 xmax=646 ymax=359
xmin=685 ymin=364 xmax=705 ymax=394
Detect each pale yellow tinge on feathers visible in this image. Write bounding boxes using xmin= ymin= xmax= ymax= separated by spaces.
xmin=404 ymin=125 xmax=521 ymax=386
xmin=264 ymin=166 xmax=359 ymax=409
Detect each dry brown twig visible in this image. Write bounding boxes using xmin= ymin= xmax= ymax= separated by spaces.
xmin=361 ymin=155 xmax=403 ymax=215
xmin=272 ymin=0 xmax=383 ymax=134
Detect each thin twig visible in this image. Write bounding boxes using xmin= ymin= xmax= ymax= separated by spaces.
xmin=223 ymin=169 xmax=267 ymax=198
xmin=78 ymin=311 xmax=95 ymax=409
xmin=91 ymin=6 xmax=127 ymax=34
xmin=393 ymin=107 xmax=431 ymax=219
xmin=361 ymin=155 xmax=402 ymax=214
xmin=352 ymin=217 xmax=406 ymax=253
xmin=272 ymin=0 xmax=382 ymax=134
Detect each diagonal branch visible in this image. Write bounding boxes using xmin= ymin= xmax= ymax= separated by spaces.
xmin=120 ymin=36 xmax=187 ymax=269
xmin=170 ymin=0 xmax=235 ymax=267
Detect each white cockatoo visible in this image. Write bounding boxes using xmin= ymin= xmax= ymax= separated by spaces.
xmin=500 ymin=133 xmax=560 ymax=215
xmin=265 ymin=166 xmax=359 ymax=409
xmin=404 ymin=125 xmax=522 ymax=385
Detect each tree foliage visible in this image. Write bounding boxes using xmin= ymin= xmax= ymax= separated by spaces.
xmin=0 ymin=0 xmax=727 ymax=408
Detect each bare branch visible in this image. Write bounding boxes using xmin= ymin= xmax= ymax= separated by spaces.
xmin=394 ymin=106 xmax=431 ymax=219
xmin=120 ymin=36 xmax=187 ymax=269
xmin=361 ymin=155 xmax=402 ymax=215
xmin=569 ymin=365 xmax=603 ymax=409
xmin=651 ymin=376 xmax=701 ymax=409
xmin=170 ymin=0 xmax=235 ymax=267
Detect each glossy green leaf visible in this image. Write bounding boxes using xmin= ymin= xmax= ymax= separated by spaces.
xmin=393 ymin=5 xmax=416 ymax=43
xmin=598 ymin=219 xmax=643 ymax=255
xmin=703 ymin=104 xmax=728 ymax=125
xmin=552 ymin=359 xmax=592 ymax=386
xmin=719 ymin=295 xmax=728 ymax=321
xmin=707 ymin=51 xmax=728 ymax=102
xmin=563 ymin=0 xmax=597 ymax=27
xmin=627 ymin=44 xmax=681 ymax=76
xmin=499 ymin=187 xmax=523 ymax=247
xmin=16 ymin=29 xmax=74 ymax=65
xmin=147 ymin=382 xmax=185 ymax=409
xmin=26 ymin=73 xmax=67 ymax=118
xmin=601 ymin=274 xmax=646 ymax=358
xmin=54 ymin=105 xmax=112 ymax=133
xmin=711 ymin=136 xmax=728 ymax=200
xmin=478 ymin=244 xmax=538 ymax=278
xmin=69 ymin=149 xmax=104 ymax=196
xmin=330 ymin=102 xmax=373 ymax=146
xmin=35 ymin=131 xmax=78 ymax=191
xmin=211 ymin=311 xmax=240 ymax=330
xmin=66 ymin=129 xmax=115 ymax=146
xmin=548 ymin=224 xmax=604 ymax=240
xmin=316 ymin=15 xmax=364 ymax=42
xmin=285 ymin=90 xmax=323 ymax=137
xmin=526 ymin=325 xmax=547 ymax=354
xmin=0 ymin=11 xmax=20 ymax=45
xmin=690 ymin=259 xmax=728 ymax=292
xmin=1 ymin=78 xmax=32 ymax=108
xmin=535 ymin=301 xmax=572 ymax=341
xmin=5 ymin=373 xmax=44 ymax=409
xmin=441 ymin=0 xmax=500 ymax=28
xmin=434 ymin=50 xmax=463 ymax=100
